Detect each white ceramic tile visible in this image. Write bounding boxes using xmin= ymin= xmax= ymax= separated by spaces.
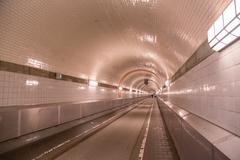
xmin=0 ymin=71 xmax=139 ymax=107
xmin=164 ymin=42 xmax=240 ymax=136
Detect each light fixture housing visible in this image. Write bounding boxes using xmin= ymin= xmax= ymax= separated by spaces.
xmin=118 ymin=86 xmax=123 ymax=91
xmin=88 ymin=80 xmax=98 ymax=87
xmin=26 ymin=80 xmax=39 ymax=86
xmin=79 ymin=86 xmax=86 ymax=90
xmin=208 ymin=0 xmax=240 ymax=51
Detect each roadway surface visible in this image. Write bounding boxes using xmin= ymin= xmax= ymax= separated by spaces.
xmin=55 ymin=98 xmax=179 ymax=160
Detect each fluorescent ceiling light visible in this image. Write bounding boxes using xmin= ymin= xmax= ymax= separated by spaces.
xmin=138 ymin=34 xmax=157 ymax=44
xmin=79 ymin=86 xmax=85 ymax=90
xmin=165 ymin=80 xmax=171 ymax=87
xmin=216 ymin=30 xmax=228 ymax=40
xmin=225 ymin=18 xmax=240 ymax=32
xmin=213 ymin=43 xmax=226 ymax=52
xmin=208 ymin=0 xmax=240 ymax=52
xmin=208 ymin=26 xmax=215 ymax=42
xmin=232 ymin=25 xmax=240 ymax=36
xmin=221 ymin=34 xmax=237 ymax=44
xmin=27 ymin=58 xmax=46 ymax=69
xmin=88 ymin=80 xmax=98 ymax=87
xmin=209 ymin=38 xmax=218 ymax=47
xmin=214 ymin=15 xmax=224 ymax=34
xmin=130 ymin=0 xmax=150 ymax=6
xmin=236 ymin=0 xmax=240 ymax=14
xmin=223 ymin=1 xmax=235 ymax=25
xmin=26 ymin=80 xmax=39 ymax=86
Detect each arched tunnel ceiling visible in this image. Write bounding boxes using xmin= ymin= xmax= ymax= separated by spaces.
xmin=134 ymin=79 xmax=160 ymax=90
xmin=121 ymin=72 xmax=160 ymax=89
xmin=0 ymin=0 xmax=231 ymax=90
xmin=119 ymin=68 xmax=163 ymax=87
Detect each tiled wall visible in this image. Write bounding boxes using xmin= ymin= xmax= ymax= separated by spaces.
xmin=0 ymin=71 xmax=137 ymax=107
xmin=163 ymin=41 xmax=240 ymax=136
xmin=157 ymin=98 xmax=240 ymax=160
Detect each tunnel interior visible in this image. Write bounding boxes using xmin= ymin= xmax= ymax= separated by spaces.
xmin=1 ymin=0 xmax=240 ymax=160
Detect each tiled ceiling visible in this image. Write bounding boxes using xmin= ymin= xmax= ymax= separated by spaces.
xmin=0 ymin=0 xmax=230 ymax=91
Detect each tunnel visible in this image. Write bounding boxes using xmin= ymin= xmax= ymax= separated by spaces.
xmin=0 ymin=0 xmax=240 ymax=160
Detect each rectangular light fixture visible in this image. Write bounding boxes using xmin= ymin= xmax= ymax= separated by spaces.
xmin=27 ymin=58 xmax=46 ymax=69
xmin=130 ymin=0 xmax=150 ymax=6
xmin=26 ymin=80 xmax=39 ymax=86
xmin=165 ymin=80 xmax=171 ymax=87
xmin=208 ymin=0 xmax=240 ymax=51
xmin=79 ymin=86 xmax=86 ymax=90
xmin=88 ymin=80 xmax=98 ymax=87
xmin=138 ymin=34 xmax=157 ymax=44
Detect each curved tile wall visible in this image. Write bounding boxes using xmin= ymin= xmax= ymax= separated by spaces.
xmin=163 ymin=41 xmax=240 ymax=137
xmin=0 ymin=70 xmax=141 ymax=107
xmin=158 ymin=98 xmax=240 ymax=160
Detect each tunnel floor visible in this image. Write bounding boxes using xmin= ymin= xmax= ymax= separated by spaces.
xmin=55 ymin=99 xmax=178 ymax=160
xmin=142 ymin=100 xmax=179 ymax=160
xmin=0 ymin=99 xmax=179 ymax=160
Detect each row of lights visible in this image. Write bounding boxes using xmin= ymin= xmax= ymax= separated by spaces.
xmin=89 ymin=80 xmax=123 ymax=90
xmin=88 ymin=80 xmax=145 ymax=93
xmin=26 ymin=60 xmax=133 ymax=91
xmin=25 ymin=79 xmax=146 ymax=94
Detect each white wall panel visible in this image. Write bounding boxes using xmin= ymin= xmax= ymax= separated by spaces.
xmin=164 ymin=41 xmax=240 ymax=136
xmin=0 ymin=71 xmax=138 ymax=107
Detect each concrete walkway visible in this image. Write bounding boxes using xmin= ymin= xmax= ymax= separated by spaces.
xmin=55 ymin=100 xmax=152 ymax=160
xmin=54 ymin=98 xmax=179 ymax=160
